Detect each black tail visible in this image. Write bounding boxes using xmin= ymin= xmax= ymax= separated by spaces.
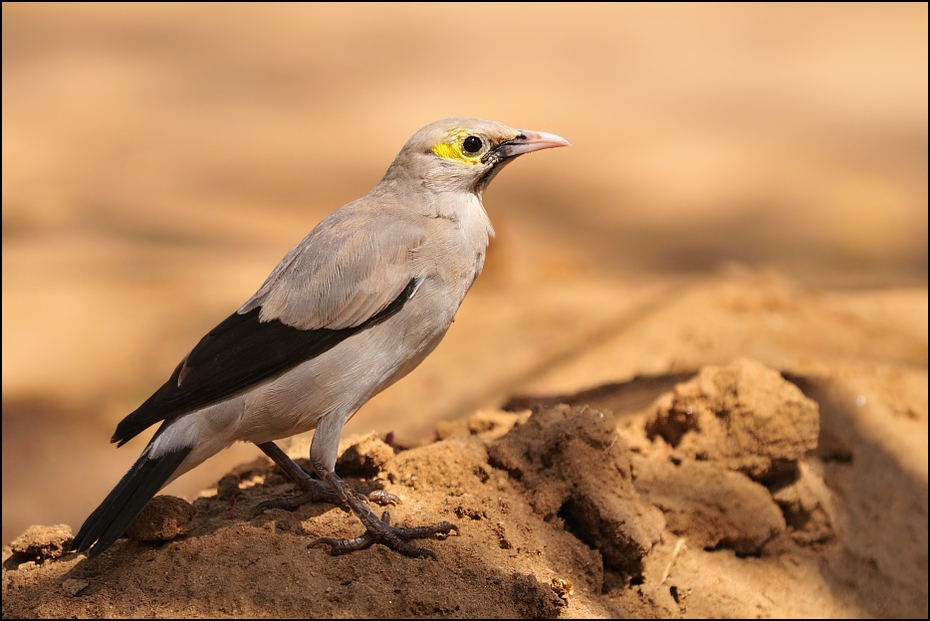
xmin=71 ymin=446 xmax=192 ymax=558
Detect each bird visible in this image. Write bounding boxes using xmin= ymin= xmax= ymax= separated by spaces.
xmin=70 ymin=117 xmax=570 ymax=559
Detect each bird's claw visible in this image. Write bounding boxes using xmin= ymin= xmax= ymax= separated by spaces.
xmin=308 ymin=511 xmax=457 ymax=559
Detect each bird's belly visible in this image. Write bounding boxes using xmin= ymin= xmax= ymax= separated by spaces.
xmin=235 ymin=300 xmax=453 ymax=445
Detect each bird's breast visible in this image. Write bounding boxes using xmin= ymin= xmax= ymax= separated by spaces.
xmin=420 ymin=193 xmax=493 ymax=298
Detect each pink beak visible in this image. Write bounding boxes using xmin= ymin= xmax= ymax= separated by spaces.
xmin=504 ymin=129 xmax=572 ymax=156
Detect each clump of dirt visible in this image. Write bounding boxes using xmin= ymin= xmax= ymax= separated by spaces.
xmin=5 ymin=525 xmax=72 ymax=564
xmin=625 ymin=359 xmax=823 ymax=556
xmin=488 ymin=404 xmax=666 ymax=576
xmin=124 ymin=495 xmax=195 ymax=543
xmin=645 ymin=358 xmax=820 ymax=480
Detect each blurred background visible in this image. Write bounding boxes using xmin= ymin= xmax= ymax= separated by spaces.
xmin=2 ymin=3 xmax=927 ymax=545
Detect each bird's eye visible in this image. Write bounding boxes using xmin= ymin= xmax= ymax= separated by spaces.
xmin=462 ymin=136 xmax=483 ymax=154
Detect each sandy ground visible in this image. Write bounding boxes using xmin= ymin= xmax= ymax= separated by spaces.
xmin=4 ymin=351 xmax=928 ymax=618
xmin=2 ymin=4 xmax=927 ymax=618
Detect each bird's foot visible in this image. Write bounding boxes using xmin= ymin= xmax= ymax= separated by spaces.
xmin=309 ymin=511 xmax=457 ymax=559
xmin=253 ymin=478 xmax=399 ymax=517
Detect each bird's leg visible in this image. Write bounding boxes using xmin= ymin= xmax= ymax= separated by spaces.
xmin=308 ymin=470 xmax=457 ymax=559
xmin=252 ymin=441 xmax=398 ymax=515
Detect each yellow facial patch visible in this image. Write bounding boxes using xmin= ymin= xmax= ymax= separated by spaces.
xmin=431 ymin=128 xmax=484 ymax=165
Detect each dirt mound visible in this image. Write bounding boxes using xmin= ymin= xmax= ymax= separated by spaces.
xmin=4 ymin=359 xmax=925 ymax=618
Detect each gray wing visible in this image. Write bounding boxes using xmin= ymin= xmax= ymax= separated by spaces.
xmin=241 ymin=202 xmax=427 ymax=330
xmin=112 ymin=202 xmax=427 ymax=445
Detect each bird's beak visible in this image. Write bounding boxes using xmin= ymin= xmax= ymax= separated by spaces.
xmin=486 ymin=130 xmax=571 ymax=163
xmin=505 ymin=130 xmax=572 ymax=157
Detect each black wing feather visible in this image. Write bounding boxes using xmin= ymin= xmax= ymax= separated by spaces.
xmin=70 ymin=445 xmax=193 ymax=557
xmin=112 ymin=278 xmax=418 ymax=446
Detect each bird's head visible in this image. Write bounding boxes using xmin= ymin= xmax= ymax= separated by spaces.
xmin=383 ymin=118 xmax=570 ymax=196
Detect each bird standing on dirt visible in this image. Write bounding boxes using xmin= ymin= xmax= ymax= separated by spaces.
xmin=70 ymin=118 xmax=570 ymax=559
